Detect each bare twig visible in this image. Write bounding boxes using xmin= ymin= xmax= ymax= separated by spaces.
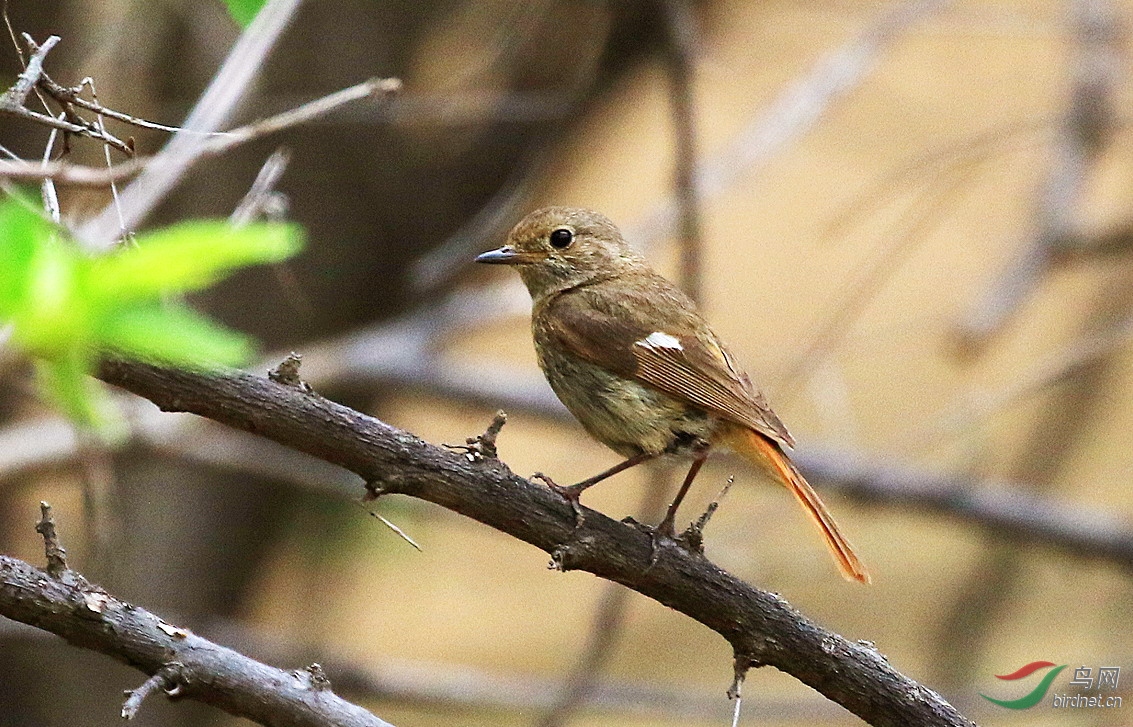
xmin=76 ymin=0 xmax=305 ymax=248
xmin=934 ymin=271 xmax=1133 ymax=688
xmin=445 ymin=410 xmax=508 ymax=461
xmin=205 ymin=77 xmax=401 ymax=158
xmin=953 ymin=0 xmax=1121 ymax=349
xmin=230 ymin=148 xmax=291 ymax=226
xmin=409 ymin=141 xmax=550 ymax=294
xmin=1 ymin=33 xmax=57 ymax=107
xmin=74 ymin=431 xmax=117 ymax=569
xmin=0 ymin=157 xmax=143 ymax=185
xmin=0 ymin=614 xmax=849 ymax=722
xmin=38 ymin=76 xmax=191 ymax=135
xmin=660 ymin=0 xmax=703 ymax=304
xmin=627 ymin=0 xmax=948 ymax=248
xmin=0 ymin=34 xmax=134 ymax=154
xmin=904 ymin=312 xmax=1133 ymax=451
xmin=268 ymin=351 xmax=307 ymax=389
xmin=6 ymin=301 xmax=1133 ymax=572
xmin=365 ymin=510 xmax=423 ymax=552
xmin=680 ymin=475 xmax=734 ymax=553
xmin=0 ymin=551 xmax=396 ymax=727
xmin=0 ymin=79 xmax=398 ymax=189
xmin=535 ymin=585 xmax=634 ymax=727
xmin=95 ymin=357 xmax=973 ymax=726
xmin=121 ymin=664 xmax=180 ymax=720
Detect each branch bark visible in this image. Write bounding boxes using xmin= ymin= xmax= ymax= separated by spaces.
xmin=94 ymin=358 xmax=973 ymax=727
xmin=0 ymin=553 xmax=394 ymax=727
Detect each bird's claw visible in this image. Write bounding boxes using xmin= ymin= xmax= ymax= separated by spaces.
xmin=532 ymin=472 xmax=586 ymax=527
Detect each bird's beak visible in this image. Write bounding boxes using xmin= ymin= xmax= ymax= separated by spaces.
xmin=474 ymin=246 xmax=545 ymax=265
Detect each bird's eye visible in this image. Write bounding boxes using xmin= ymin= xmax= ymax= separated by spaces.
xmin=549 ymin=228 xmax=574 ymax=249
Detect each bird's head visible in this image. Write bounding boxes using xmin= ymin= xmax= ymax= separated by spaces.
xmin=476 ymin=207 xmax=645 ymax=300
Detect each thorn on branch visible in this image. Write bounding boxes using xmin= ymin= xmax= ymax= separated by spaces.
xmin=679 ymin=475 xmax=734 ymax=554
xmin=268 ymin=352 xmax=310 ymax=391
xmin=35 ymin=501 xmax=68 ymax=577
xmin=727 ymin=653 xmax=755 ymax=700
xmin=444 ymin=410 xmax=507 ymax=461
xmin=362 ymin=481 xmax=384 ymax=502
xmin=299 ymin=663 xmax=332 ymax=692
xmin=365 ymin=509 xmax=423 ymax=552
xmin=121 ymin=663 xmax=184 ymax=720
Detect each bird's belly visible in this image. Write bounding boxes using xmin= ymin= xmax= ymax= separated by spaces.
xmin=538 ymin=350 xmax=713 ymax=458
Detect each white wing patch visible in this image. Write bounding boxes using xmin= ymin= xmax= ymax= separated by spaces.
xmin=638 ymin=331 xmax=683 ymax=351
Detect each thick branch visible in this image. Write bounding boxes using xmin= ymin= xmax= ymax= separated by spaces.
xmin=95 ymin=358 xmax=972 ymax=727
xmin=0 ymin=554 xmax=394 ymax=727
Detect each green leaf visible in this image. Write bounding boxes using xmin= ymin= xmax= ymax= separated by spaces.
xmin=98 ymin=302 xmax=254 ymax=367
xmin=222 ymin=0 xmax=267 ymax=27
xmin=5 ymin=232 xmax=91 ymax=358
xmin=92 ymin=220 xmax=303 ymax=302
xmin=0 ymin=200 xmax=51 ymax=316
xmin=34 ymin=350 xmax=103 ymax=430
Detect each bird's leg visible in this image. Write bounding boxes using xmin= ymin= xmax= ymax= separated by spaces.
xmin=543 ymin=451 xmax=658 ymax=503
xmin=534 ymin=451 xmax=656 ymax=528
xmin=655 ymin=447 xmax=710 ymax=539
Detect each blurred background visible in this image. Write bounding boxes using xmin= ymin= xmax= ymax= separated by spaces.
xmin=2 ymin=0 xmax=1133 ymax=725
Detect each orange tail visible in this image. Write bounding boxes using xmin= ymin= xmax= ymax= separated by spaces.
xmin=720 ymin=424 xmax=871 ymax=584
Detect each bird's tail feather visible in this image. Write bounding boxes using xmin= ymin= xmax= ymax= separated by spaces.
xmin=720 ymin=424 xmax=871 ymax=584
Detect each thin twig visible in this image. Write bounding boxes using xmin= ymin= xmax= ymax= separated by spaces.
xmin=75 ymin=431 xmax=116 ymax=571
xmin=38 ymin=75 xmax=194 ymax=134
xmin=0 ymin=79 xmax=397 ymax=189
xmin=121 ymin=665 xmax=179 ymax=720
xmin=6 ymin=301 xmax=1133 ymax=572
xmin=0 ymin=157 xmax=143 ymax=185
xmin=1 ymin=33 xmax=58 ymax=107
xmin=409 ymin=140 xmax=550 ymax=294
xmin=775 ymin=148 xmax=982 ymax=400
xmin=229 ymin=148 xmax=291 ymax=226
xmin=0 ymin=615 xmax=848 ymax=722
xmin=933 ymin=270 xmax=1133 ymax=688
xmin=903 ymin=312 xmax=1133 ymax=452
xmin=0 ymin=34 xmax=134 ymax=154
xmin=203 ymin=77 xmax=401 ymax=157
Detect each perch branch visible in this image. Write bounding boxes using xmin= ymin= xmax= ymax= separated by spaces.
xmin=94 ymin=357 xmax=973 ymax=727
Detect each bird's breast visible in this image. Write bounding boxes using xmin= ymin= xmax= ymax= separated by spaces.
xmin=533 ymin=330 xmax=714 ymax=458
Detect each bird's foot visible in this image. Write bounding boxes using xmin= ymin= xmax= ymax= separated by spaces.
xmin=654 ymin=513 xmax=678 ymax=540
xmin=620 ymin=515 xmax=685 ymax=568
xmin=532 ymin=472 xmax=586 ymax=527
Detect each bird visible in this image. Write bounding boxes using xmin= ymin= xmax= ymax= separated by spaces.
xmin=475 ymin=206 xmax=869 ymax=583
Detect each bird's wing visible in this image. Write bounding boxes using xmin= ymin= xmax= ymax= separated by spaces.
xmin=539 ymin=281 xmax=795 ymax=447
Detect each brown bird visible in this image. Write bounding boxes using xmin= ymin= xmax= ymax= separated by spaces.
xmin=476 ymin=207 xmax=869 ymax=583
